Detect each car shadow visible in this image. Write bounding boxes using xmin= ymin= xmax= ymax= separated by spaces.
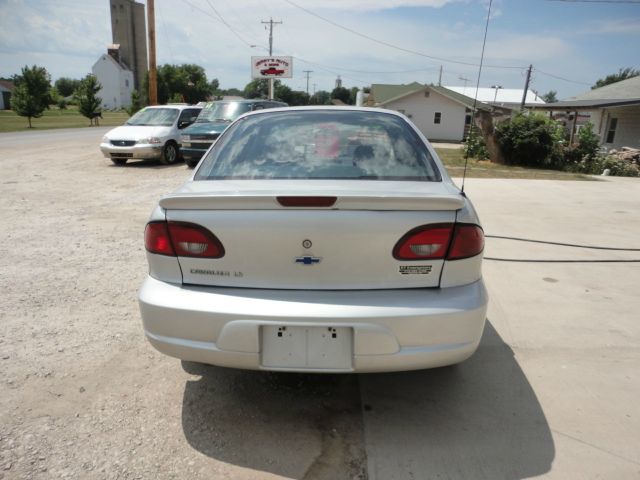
xmin=180 ymin=363 xmax=367 ymax=479
xmin=359 ymin=321 xmax=555 ymax=479
xmin=181 ymin=321 xmax=554 ymax=479
xmin=107 ymin=159 xmax=189 ymax=169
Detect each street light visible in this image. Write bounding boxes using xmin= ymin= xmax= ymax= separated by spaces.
xmin=491 ymin=85 xmax=503 ymax=103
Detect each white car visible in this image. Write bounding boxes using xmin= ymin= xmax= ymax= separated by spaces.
xmin=138 ymin=107 xmax=488 ymax=373
xmin=100 ymin=105 xmax=201 ymax=165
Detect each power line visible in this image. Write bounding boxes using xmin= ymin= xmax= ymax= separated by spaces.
xmin=283 ymin=0 xmax=526 ymax=70
xmin=203 ymin=0 xmax=255 ymax=48
xmin=546 ymin=0 xmax=640 ymax=4
xmin=534 ymin=68 xmax=592 ymax=85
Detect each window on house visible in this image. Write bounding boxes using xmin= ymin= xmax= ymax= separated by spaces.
xmin=125 ymin=79 xmax=129 ymax=87
xmin=606 ymin=118 xmax=618 ymax=144
xmin=434 ymin=112 xmax=442 ymax=124
xmin=424 ymin=91 xmax=430 ymax=98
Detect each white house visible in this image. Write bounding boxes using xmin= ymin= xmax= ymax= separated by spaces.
xmin=92 ymin=46 xmax=134 ymax=110
xmin=368 ymin=82 xmax=494 ymax=142
xmin=533 ymin=75 xmax=640 ymax=149
xmin=0 ymin=80 xmax=14 ymax=110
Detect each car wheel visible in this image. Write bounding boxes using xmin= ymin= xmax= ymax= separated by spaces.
xmin=185 ymin=158 xmax=199 ymax=169
xmin=111 ymin=158 xmax=127 ymax=166
xmin=160 ymin=142 xmax=178 ymax=165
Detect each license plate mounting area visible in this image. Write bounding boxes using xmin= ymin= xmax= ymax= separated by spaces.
xmin=261 ymin=325 xmax=353 ymax=370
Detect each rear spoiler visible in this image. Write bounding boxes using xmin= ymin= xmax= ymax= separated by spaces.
xmin=159 ymin=193 xmax=465 ymax=211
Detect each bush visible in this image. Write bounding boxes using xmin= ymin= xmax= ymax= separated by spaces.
xmin=463 ymin=128 xmax=489 ymax=160
xmin=561 ymin=123 xmax=601 ymax=173
xmin=595 ymin=156 xmax=639 ymax=177
xmin=494 ymin=113 xmax=564 ymax=168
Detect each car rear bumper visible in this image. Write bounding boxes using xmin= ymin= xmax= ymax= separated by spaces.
xmin=100 ymin=143 xmax=163 ymax=160
xmin=180 ymin=146 xmax=207 ymax=161
xmin=138 ymin=276 xmax=488 ymax=373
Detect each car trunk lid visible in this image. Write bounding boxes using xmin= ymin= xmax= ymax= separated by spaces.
xmin=162 ymin=180 xmax=463 ymax=290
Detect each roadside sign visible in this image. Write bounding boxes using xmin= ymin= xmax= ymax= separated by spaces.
xmin=251 ymin=56 xmax=293 ymax=79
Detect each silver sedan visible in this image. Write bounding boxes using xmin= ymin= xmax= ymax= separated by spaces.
xmin=138 ymin=107 xmax=488 ymax=373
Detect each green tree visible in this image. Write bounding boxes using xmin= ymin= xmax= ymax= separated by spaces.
xmin=244 ymin=79 xmax=273 ymax=99
xmin=11 ymin=65 xmax=51 ymax=128
xmin=592 ymin=68 xmax=640 ymax=90
xmin=54 ymin=77 xmax=81 ymax=97
xmin=310 ymin=90 xmax=331 ymax=105
xmin=271 ymin=84 xmax=309 ymax=105
xmin=126 ymin=89 xmax=144 ymax=116
xmin=219 ymin=87 xmax=243 ymax=97
xmin=330 ymin=86 xmax=351 ymax=104
xmin=75 ymin=74 xmax=102 ymax=123
xmin=143 ymin=64 xmax=214 ymax=104
xmin=210 ymin=78 xmax=220 ymax=95
xmin=541 ymin=90 xmax=558 ymax=103
xmin=159 ymin=64 xmax=212 ymax=104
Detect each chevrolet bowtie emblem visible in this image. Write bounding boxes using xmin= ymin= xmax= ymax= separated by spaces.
xmin=295 ymin=256 xmax=321 ymax=265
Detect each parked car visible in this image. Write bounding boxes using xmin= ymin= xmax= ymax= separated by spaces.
xmin=180 ymin=99 xmax=287 ymax=168
xmin=100 ymin=105 xmax=201 ymax=165
xmin=139 ymin=107 xmax=488 ymax=373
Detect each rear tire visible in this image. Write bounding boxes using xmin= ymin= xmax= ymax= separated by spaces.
xmin=111 ymin=158 xmax=127 ymax=166
xmin=185 ymin=158 xmax=199 ymax=169
xmin=160 ymin=142 xmax=178 ymax=165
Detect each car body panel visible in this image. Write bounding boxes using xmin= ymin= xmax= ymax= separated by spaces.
xmin=180 ymin=100 xmax=287 ymax=163
xmin=139 ymin=275 xmax=488 ymax=372
xmin=100 ymin=105 xmax=201 ymax=161
xmin=139 ymin=106 xmax=488 ymax=372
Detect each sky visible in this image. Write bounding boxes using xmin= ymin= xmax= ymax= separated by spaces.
xmin=0 ymin=0 xmax=639 ymax=100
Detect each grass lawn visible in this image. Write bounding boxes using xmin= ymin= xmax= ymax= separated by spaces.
xmin=0 ymin=106 xmax=129 ymax=132
xmin=436 ymin=148 xmax=595 ymax=181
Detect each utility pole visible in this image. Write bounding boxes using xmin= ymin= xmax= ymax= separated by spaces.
xmin=520 ymin=64 xmax=533 ymax=111
xmin=261 ymin=18 xmax=282 ymax=100
xmin=458 ymin=76 xmax=469 ymax=95
xmin=438 ymin=65 xmax=443 ymax=86
xmin=303 ymin=70 xmax=313 ymax=96
xmin=147 ymin=0 xmax=157 ymax=105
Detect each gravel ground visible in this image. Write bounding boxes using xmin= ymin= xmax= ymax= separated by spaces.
xmin=0 ymin=128 xmax=366 ymax=480
xmin=3 ymin=128 xmax=639 ymax=480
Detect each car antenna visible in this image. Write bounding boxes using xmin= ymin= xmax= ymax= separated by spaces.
xmin=461 ymin=0 xmax=493 ymax=196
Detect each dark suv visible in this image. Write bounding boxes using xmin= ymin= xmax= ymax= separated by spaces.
xmin=180 ymin=99 xmax=287 ymax=168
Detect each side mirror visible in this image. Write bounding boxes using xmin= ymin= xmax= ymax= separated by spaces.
xmin=178 ymin=120 xmax=190 ymax=129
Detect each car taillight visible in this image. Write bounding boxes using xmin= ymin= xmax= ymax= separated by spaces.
xmin=145 ymin=222 xmax=175 ymax=256
xmin=393 ymin=223 xmax=483 ymax=261
xmin=448 ymin=224 xmax=484 ymax=260
xmin=144 ymin=221 xmax=225 ymax=258
xmin=393 ymin=224 xmax=453 ymax=260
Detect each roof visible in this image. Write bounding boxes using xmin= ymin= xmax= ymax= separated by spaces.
xmin=445 ymin=86 xmax=545 ymax=105
xmin=0 ymin=79 xmax=15 ymax=91
xmin=93 ymin=53 xmax=132 ymax=73
xmin=570 ymin=75 xmax=640 ymax=101
xmin=370 ymin=82 xmax=423 ymax=105
xmin=531 ymin=98 xmax=640 ymax=110
xmin=370 ymin=82 xmax=493 ymax=112
xmin=143 ymin=104 xmax=202 ymax=111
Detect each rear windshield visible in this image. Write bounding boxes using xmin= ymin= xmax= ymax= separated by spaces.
xmin=126 ymin=108 xmax=179 ymax=126
xmin=196 ymin=102 xmax=252 ymax=123
xmin=195 ymin=110 xmax=441 ymax=181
